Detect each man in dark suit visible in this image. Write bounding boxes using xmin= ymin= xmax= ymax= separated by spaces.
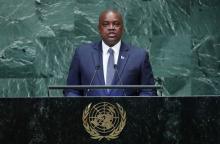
xmin=64 ymin=10 xmax=157 ymax=96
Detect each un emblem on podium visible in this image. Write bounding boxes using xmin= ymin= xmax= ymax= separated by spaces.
xmin=82 ymin=102 xmax=126 ymax=141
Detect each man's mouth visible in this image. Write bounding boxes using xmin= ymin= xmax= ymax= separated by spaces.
xmin=108 ymin=33 xmax=116 ymax=37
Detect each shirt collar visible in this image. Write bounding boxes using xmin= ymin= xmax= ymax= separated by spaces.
xmin=102 ymin=40 xmax=121 ymax=54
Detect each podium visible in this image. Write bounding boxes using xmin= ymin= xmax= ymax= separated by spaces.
xmin=0 ymin=96 xmax=220 ymax=144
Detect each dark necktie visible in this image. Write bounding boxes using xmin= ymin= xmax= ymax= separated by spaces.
xmin=106 ymin=48 xmax=115 ymax=86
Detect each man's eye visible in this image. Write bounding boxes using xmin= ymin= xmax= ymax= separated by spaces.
xmin=114 ymin=22 xmax=121 ymax=27
xmin=102 ymin=22 xmax=109 ymax=26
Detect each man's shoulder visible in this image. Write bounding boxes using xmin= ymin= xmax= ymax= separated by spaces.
xmin=123 ymin=42 xmax=148 ymax=54
xmin=78 ymin=41 xmax=98 ymax=49
xmin=74 ymin=41 xmax=100 ymax=55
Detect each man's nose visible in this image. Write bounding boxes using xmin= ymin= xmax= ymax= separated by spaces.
xmin=108 ymin=24 xmax=115 ymax=30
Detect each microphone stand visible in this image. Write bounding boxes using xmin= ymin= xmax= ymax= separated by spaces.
xmin=85 ymin=65 xmax=100 ymax=96
xmin=114 ymin=64 xmax=126 ymax=96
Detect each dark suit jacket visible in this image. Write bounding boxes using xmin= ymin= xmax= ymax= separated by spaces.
xmin=64 ymin=41 xmax=157 ymax=96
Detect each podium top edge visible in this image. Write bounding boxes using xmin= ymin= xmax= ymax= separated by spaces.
xmin=1 ymin=95 xmax=220 ymax=99
xmin=48 ymin=85 xmax=163 ymax=89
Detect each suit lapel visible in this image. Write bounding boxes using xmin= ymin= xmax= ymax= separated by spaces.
xmin=91 ymin=42 xmax=105 ymax=85
xmin=112 ymin=42 xmax=129 ymax=85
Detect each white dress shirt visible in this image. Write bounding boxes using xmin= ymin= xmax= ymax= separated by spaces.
xmin=102 ymin=40 xmax=121 ymax=84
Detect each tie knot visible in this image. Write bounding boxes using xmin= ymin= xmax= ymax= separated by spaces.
xmin=108 ymin=48 xmax=114 ymax=55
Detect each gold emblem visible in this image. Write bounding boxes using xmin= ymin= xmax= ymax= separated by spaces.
xmin=82 ymin=102 xmax=126 ymax=141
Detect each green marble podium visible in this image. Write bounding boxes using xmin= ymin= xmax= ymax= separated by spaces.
xmin=0 ymin=97 xmax=220 ymax=144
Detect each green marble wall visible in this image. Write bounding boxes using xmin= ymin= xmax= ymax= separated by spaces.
xmin=0 ymin=0 xmax=219 ymax=97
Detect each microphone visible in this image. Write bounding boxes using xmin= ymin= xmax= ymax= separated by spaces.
xmin=114 ymin=64 xmax=126 ymax=96
xmin=155 ymin=77 xmax=163 ymax=96
xmin=85 ymin=65 xmax=100 ymax=96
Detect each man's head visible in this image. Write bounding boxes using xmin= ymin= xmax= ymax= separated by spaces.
xmin=98 ymin=10 xmax=124 ymax=47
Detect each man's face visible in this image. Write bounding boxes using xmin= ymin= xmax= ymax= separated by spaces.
xmin=98 ymin=11 xmax=123 ymax=47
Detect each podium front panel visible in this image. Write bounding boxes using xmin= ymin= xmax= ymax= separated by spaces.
xmin=0 ymin=97 xmax=219 ymax=144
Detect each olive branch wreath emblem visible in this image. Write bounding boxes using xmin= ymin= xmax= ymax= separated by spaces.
xmin=82 ymin=102 xmax=126 ymax=141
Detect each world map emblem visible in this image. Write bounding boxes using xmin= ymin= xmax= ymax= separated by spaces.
xmin=82 ymin=102 xmax=126 ymax=141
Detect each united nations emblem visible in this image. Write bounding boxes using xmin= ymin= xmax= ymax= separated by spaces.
xmin=82 ymin=102 xmax=126 ymax=141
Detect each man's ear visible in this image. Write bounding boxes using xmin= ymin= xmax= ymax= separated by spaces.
xmin=122 ymin=27 xmax=125 ymax=34
xmin=97 ymin=24 xmax=100 ymax=32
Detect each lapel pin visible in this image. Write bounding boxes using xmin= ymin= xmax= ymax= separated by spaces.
xmin=121 ymin=56 xmax=125 ymax=59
